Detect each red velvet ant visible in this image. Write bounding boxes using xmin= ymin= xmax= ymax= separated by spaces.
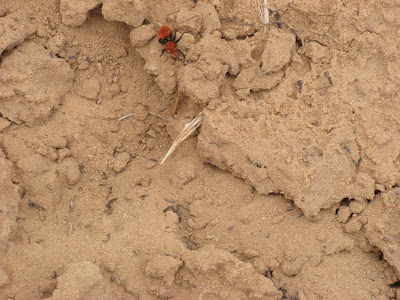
xmin=157 ymin=25 xmax=185 ymax=61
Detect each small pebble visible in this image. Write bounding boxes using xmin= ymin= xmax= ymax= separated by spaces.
xmin=344 ymin=218 xmax=362 ymax=233
xmin=349 ymin=200 xmax=366 ymax=214
xmin=134 ymin=104 xmax=148 ymax=121
xmin=59 ymin=158 xmax=81 ymax=185
xmin=46 ymin=136 xmax=68 ymax=149
xmin=96 ymin=62 xmax=104 ymax=75
xmin=114 ymin=47 xmax=127 ymax=58
xmin=129 ymin=24 xmax=156 ymax=47
xmin=243 ymin=248 xmax=259 ymax=259
xmin=58 ymin=148 xmax=72 ymax=162
xmin=0 ymin=266 xmax=9 ymax=288
xmin=0 ymin=117 xmax=11 ymax=132
xmin=375 ymin=184 xmax=385 ymax=192
xmin=0 ymin=8 xmax=7 ymax=17
xmin=222 ymin=29 xmax=237 ymax=40
xmin=77 ymin=78 xmax=100 ymax=100
xmin=113 ymin=152 xmax=130 ymax=173
xmin=337 ymin=205 xmax=351 ymax=223
xmin=78 ymin=60 xmax=90 ymax=70
xmin=17 ymin=154 xmax=49 ymax=174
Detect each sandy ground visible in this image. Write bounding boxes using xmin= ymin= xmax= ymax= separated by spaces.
xmin=1 ymin=0 xmax=400 ymax=299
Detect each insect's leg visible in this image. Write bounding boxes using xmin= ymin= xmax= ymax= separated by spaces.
xmin=178 ymin=49 xmax=185 ymax=58
xmin=160 ymin=49 xmax=166 ymax=57
xmin=175 ymin=50 xmax=186 ymax=63
xmin=175 ymin=32 xmax=185 ymax=43
xmin=171 ymin=31 xmax=176 ymax=43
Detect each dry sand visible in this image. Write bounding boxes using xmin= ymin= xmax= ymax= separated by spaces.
xmin=0 ymin=0 xmax=400 ymax=299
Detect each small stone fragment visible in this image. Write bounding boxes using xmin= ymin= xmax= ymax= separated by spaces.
xmin=58 ymin=148 xmax=72 ymax=162
xmin=113 ymin=152 xmax=130 ymax=173
xmin=114 ymin=46 xmax=127 ymax=58
xmin=17 ymin=154 xmax=49 ymax=174
xmin=58 ymin=158 xmax=81 ymax=185
xmin=189 ymin=200 xmax=205 ymax=217
xmin=261 ymin=27 xmax=296 ymax=73
xmin=0 ymin=152 xmax=19 ymax=250
xmin=187 ymin=218 xmax=208 ymax=229
xmin=324 ymin=235 xmax=354 ymax=255
xmin=222 ymin=29 xmax=237 ymax=40
xmin=354 ymin=172 xmax=375 ymax=200
xmin=375 ymin=184 xmax=385 ymax=192
xmin=145 ymin=159 xmax=157 ymax=169
xmin=77 ymin=78 xmax=100 ymax=100
xmin=78 ymin=59 xmax=90 ymax=70
xmin=134 ymin=104 xmax=148 ymax=121
xmin=129 ymin=24 xmax=156 ymax=48
xmin=47 ymin=148 xmax=58 ymax=162
xmin=50 ymin=261 xmax=103 ymax=300
xmin=60 ymin=0 xmax=101 ymax=27
xmin=178 ymin=61 xmax=226 ymax=105
xmin=0 ymin=266 xmax=9 ymax=288
xmin=304 ymin=41 xmax=331 ymax=64
xmin=120 ymin=84 xmax=128 ymax=93
xmin=102 ymin=0 xmax=147 ymax=27
xmin=145 ymin=255 xmax=183 ymax=285
xmin=45 ymin=135 xmax=68 ymax=149
xmin=169 ymin=158 xmax=197 ymax=186
xmin=0 ymin=7 xmax=7 ymax=17
xmin=281 ymin=259 xmax=303 ymax=277
xmin=233 ymin=66 xmax=284 ymax=92
xmin=193 ymin=2 xmax=221 ymax=34
xmin=96 ymin=62 xmax=104 ymax=75
xmin=337 ymin=205 xmax=351 ymax=223
xmin=183 ymin=245 xmax=281 ymax=298
xmin=100 ymin=83 xmax=120 ymax=100
xmin=0 ymin=117 xmax=10 ymax=132
xmin=344 ymin=218 xmax=362 ymax=233
xmin=243 ymin=248 xmax=259 ymax=259
xmin=176 ymin=9 xmax=202 ymax=35
xmin=349 ymin=200 xmax=366 ymax=214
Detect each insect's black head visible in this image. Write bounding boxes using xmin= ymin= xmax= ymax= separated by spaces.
xmin=159 ymin=36 xmax=172 ymax=44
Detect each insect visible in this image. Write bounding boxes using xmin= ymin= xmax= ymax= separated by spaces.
xmin=157 ymin=25 xmax=185 ymax=61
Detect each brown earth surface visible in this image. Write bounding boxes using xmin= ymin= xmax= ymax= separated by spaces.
xmin=1 ymin=0 xmax=400 ymax=299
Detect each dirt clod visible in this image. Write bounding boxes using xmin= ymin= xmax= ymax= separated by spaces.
xmin=60 ymin=0 xmax=101 ymax=27
xmin=77 ymin=78 xmax=100 ymax=100
xmin=58 ymin=158 xmax=81 ymax=185
xmin=113 ymin=152 xmax=131 ymax=173
xmin=1 ymin=0 xmax=399 ymax=299
xmin=50 ymin=261 xmax=103 ymax=300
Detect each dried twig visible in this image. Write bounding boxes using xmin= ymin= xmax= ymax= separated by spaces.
xmin=161 ymin=114 xmax=203 ymax=164
xmin=68 ymin=195 xmax=75 ymax=236
xmin=117 ymin=113 xmax=134 ymax=121
xmin=171 ymin=91 xmax=181 ymax=116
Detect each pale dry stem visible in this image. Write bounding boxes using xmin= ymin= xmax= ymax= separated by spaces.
xmin=160 ymin=114 xmax=203 ymax=164
xmin=256 ymin=0 xmax=269 ymax=33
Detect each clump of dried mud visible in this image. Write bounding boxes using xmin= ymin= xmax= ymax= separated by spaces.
xmin=0 ymin=0 xmax=400 ymax=299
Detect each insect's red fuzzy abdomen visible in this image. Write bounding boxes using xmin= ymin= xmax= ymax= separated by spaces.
xmin=165 ymin=42 xmax=178 ymax=58
xmin=158 ymin=25 xmax=172 ymax=40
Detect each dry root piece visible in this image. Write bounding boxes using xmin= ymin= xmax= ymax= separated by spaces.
xmin=171 ymin=91 xmax=181 ymax=116
xmin=161 ymin=114 xmax=203 ymax=164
